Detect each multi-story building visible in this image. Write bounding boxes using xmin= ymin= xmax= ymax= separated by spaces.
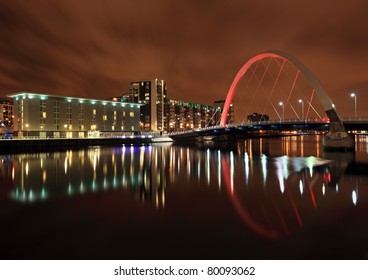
xmin=165 ymin=100 xmax=222 ymax=132
xmin=8 ymin=92 xmax=141 ymax=138
xmin=0 ymin=97 xmax=14 ymax=128
xmin=126 ymin=79 xmax=167 ymax=132
xmin=213 ymin=99 xmax=234 ymax=124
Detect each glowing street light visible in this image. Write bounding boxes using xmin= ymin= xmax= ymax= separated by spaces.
xmin=350 ymin=93 xmax=357 ymax=117
xmin=279 ymin=101 xmax=285 ymax=121
xmin=298 ymin=99 xmax=304 ymax=120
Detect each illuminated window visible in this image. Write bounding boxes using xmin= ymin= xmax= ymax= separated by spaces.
xmin=42 ymin=112 xmax=47 ymax=118
xmin=130 ymin=112 xmax=135 ymax=117
xmin=103 ymin=115 xmax=107 ymax=121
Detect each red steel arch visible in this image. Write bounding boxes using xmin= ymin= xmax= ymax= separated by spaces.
xmin=220 ymin=51 xmax=335 ymax=125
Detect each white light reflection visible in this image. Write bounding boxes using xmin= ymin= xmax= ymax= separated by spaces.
xmin=93 ymin=151 xmax=97 ymax=171
xmin=187 ymin=148 xmax=191 ymax=176
xmin=352 ymin=190 xmax=358 ymax=206
xmin=282 ymin=156 xmax=288 ymax=179
xmin=25 ymin=162 xmax=29 ymax=176
xmin=244 ymin=152 xmax=249 ymax=186
xmin=261 ymin=154 xmax=267 ymax=186
xmin=322 ymin=183 xmax=325 ymax=196
xmin=197 ymin=160 xmax=200 ymax=181
xmin=299 ymin=179 xmax=303 ymax=195
xmin=230 ymin=151 xmax=234 ymax=193
xmin=140 ymin=146 xmax=145 ymax=169
xmin=217 ymin=150 xmax=221 ymax=189
xmin=274 ymin=160 xmax=285 ymax=194
xmin=64 ymin=157 xmax=68 ymax=174
xmin=206 ymin=149 xmax=210 ymax=186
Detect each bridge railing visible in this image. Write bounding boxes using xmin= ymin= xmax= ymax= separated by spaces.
xmin=167 ymin=118 xmax=332 ymax=135
xmin=342 ymin=117 xmax=368 ymax=122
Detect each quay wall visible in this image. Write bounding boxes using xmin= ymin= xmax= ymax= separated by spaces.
xmin=0 ymin=137 xmax=154 ymax=154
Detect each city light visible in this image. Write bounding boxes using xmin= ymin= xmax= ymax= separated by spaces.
xmin=298 ymin=99 xmax=304 ymax=120
xmin=279 ymin=101 xmax=285 ymax=121
xmin=350 ymin=92 xmax=357 ymax=117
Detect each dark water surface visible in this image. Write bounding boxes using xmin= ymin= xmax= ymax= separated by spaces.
xmin=1 ymin=135 xmax=368 ymax=259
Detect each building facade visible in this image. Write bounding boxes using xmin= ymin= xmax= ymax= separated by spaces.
xmin=165 ymin=100 xmax=222 ymax=133
xmin=213 ymin=99 xmax=234 ymax=124
xmin=0 ymin=98 xmax=14 ymax=128
xmin=126 ymin=79 xmax=167 ymax=132
xmin=8 ymin=92 xmax=141 ymax=138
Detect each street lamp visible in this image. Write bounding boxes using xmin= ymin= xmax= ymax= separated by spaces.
xmin=350 ymin=93 xmax=357 ymax=117
xmin=279 ymin=101 xmax=284 ymax=121
xmin=298 ymin=99 xmax=304 ymax=120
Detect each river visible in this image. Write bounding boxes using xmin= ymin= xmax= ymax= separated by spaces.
xmin=0 ymin=135 xmax=367 ymax=259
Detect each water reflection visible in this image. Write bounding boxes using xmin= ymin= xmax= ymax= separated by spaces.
xmin=1 ymin=135 xmax=368 ymax=239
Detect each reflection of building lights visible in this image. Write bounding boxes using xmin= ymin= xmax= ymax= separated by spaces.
xmin=206 ymin=149 xmax=210 ymax=186
xmin=68 ymin=183 xmax=73 ymax=196
xmin=25 ymin=162 xmax=29 ymax=176
xmin=261 ymin=154 xmax=267 ymax=186
xmin=64 ymin=158 xmax=68 ymax=174
xmin=244 ymin=152 xmax=249 ymax=186
xmin=41 ymin=188 xmax=47 ymax=200
xmin=42 ymin=170 xmax=47 ymax=184
xmin=218 ymin=150 xmax=221 ymax=189
xmin=352 ymin=190 xmax=358 ymax=206
xmin=299 ymin=179 xmax=303 ymax=195
xmin=322 ymin=184 xmax=325 ymax=196
xmin=12 ymin=167 xmax=15 ymax=181
xmin=29 ymin=189 xmax=34 ymax=202
xmin=230 ymin=151 xmax=234 ymax=193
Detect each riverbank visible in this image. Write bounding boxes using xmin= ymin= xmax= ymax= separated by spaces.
xmin=0 ymin=136 xmax=173 ymax=154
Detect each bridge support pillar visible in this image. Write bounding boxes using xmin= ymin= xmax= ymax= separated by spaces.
xmin=323 ymin=109 xmax=355 ymax=150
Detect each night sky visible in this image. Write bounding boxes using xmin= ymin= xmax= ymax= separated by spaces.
xmin=1 ymin=0 xmax=368 ymax=117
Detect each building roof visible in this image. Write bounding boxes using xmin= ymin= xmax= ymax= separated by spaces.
xmin=7 ymin=92 xmax=142 ymax=107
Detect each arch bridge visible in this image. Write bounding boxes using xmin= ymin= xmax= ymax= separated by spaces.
xmin=170 ymin=51 xmax=355 ymax=150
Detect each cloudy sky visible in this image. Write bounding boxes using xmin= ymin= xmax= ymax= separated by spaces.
xmin=1 ymin=0 xmax=368 ymax=116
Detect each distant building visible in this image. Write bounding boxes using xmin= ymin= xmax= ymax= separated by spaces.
xmin=213 ymin=99 xmax=234 ymax=124
xmin=247 ymin=112 xmax=269 ymax=122
xmin=8 ymin=92 xmax=141 ymax=138
xmin=165 ymin=100 xmax=221 ymax=132
xmin=0 ymin=97 xmax=14 ymax=128
xmin=126 ymin=79 xmax=167 ymax=132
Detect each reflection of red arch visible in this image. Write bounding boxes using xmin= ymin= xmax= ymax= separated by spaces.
xmin=220 ymin=51 xmax=335 ymax=125
xmin=222 ymin=156 xmax=280 ymax=239
xmin=222 ymin=154 xmax=323 ymax=239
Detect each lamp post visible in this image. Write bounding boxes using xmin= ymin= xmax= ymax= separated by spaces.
xmin=279 ymin=102 xmax=284 ymax=121
xmin=298 ymin=99 xmax=304 ymax=120
xmin=350 ymin=93 xmax=357 ymax=117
